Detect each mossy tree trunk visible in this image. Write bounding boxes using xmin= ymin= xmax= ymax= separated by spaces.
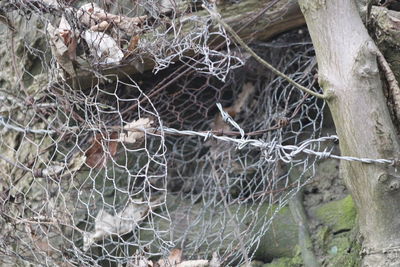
xmin=299 ymin=0 xmax=400 ymax=265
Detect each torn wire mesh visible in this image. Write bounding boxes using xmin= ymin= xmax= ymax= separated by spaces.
xmin=0 ymin=0 xmax=328 ymax=266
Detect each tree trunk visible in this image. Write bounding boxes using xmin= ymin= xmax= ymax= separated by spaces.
xmin=299 ymin=0 xmax=400 ymax=266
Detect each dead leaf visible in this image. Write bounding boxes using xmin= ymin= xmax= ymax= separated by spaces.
xmin=209 ymin=252 xmax=220 ymax=267
xmin=176 ymin=260 xmax=209 ymax=267
xmin=109 ymin=133 xmax=119 ymax=156
xmin=85 ymin=132 xmax=119 ymax=169
xmin=83 ymin=30 xmax=124 ymax=64
xmin=90 ymin=21 xmax=110 ymax=32
xmin=83 ymin=199 xmax=150 ymax=251
xmin=47 ymin=24 xmax=76 ymax=76
xmin=67 ymin=152 xmax=87 ymax=172
xmin=40 ymin=163 xmax=65 ymax=177
xmin=128 ymin=35 xmax=140 ymax=51
xmin=59 ymin=14 xmax=72 ymax=31
xmin=34 ymin=151 xmax=86 ymax=178
xmin=211 ymin=82 xmax=255 ymax=133
xmin=59 ymin=30 xmax=77 ymax=61
xmin=119 ymin=118 xmax=154 ymax=144
xmin=77 ymin=3 xmax=146 ymax=36
xmin=158 ymin=248 xmax=183 ymax=266
xmin=124 ymin=35 xmax=141 ymax=59
xmin=157 ymin=249 xmax=219 ymax=267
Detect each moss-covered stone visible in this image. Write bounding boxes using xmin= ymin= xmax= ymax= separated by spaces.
xmin=261 ymin=248 xmax=303 ymax=267
xmin=316 ymin=225 xmax=330 ymax=251
xmin=241 ymin=260 xmax=265 ymax=267
xmin=254 ymin=206 xmax=299 ymax=261
xmin=323 ymin=232 xmax=361 ymax=267
xmin=314 ymin=195 xmax=356 ymax=233
xmin=313 ymin=195 xmax=360 ymax=267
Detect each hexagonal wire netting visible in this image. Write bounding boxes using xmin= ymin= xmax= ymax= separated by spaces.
xmin=0 ymin=0 xmax=330 ymax=266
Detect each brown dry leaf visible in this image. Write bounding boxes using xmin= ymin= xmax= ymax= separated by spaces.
xmin=208 ymin=82 xmax=255 ymax=162
xmin=108 ymin=132 xmax=119 ymax=157
xmin=128 ymin=35 xmax=140 ymax=51
xmin=85 ymin=133 xmax=106 ymax=169
xmin=47 ymin=24 xmax=76 ymax=76
xmin=60 ymin=30 xmax=77 ymax=61
xmin=158 ymin=248 xmax=183 ymax=266
xmin=124 ymin=35 xmax=141 ymax=60
xmin=58 ymin=15 xmax=76 ymax=60
xmin=90 ymin=21 xmax=110 ymax=32
xmin=85 ymin=132 xmax=119 ymax=169
xmin=83 ymin=199 xmax=150 ymax=251
xmin=77 ymin=3 xmax=146 ymax=36
xmin=211 ymin=82 xmax=255 ymax=133
xmin=36 ymin=152 xmax=86 ymax=178
xmin=119 ymin=118 xmax=154 ymax=144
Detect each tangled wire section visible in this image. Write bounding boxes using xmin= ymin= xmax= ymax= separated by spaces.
xmin=0 ymin=0 xmax=329 ymax=266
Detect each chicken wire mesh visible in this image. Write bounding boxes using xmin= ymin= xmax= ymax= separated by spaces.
xmin=0 ymin=0 xmax=332 ymax=266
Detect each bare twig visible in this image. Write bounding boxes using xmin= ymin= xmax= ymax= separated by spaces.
xmin=289 ymin=190 xmax=320 ymax=267
xmin=0 ymin=154 xmax=31 ymax=172
xmin=0 ymin=10 xmax=15 ymax=32
xmin=376 ymin=49 xmax=400 ymax=122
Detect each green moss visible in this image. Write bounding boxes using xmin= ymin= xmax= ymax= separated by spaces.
xmin=242 ymin=260 xmax=264 ymax=267
xmin=316 ymin=225 xmax=330 ymax=250
xmin=314 ymin=196 xmax=360 ymax=266
xmin=324 ymin=233 xmax=361 ymax=267
xmin=255 ymin=206 xmax=299 ymax=261
xmin=315 ymin=195 xmax=356 ymax=233
xmin=262 ymin=248 xmax=303 ymax=267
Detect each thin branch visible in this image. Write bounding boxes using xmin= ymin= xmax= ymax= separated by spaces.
xmin=203 ymin=5 xmax=326 ymax=100
xmin=0 ymin=154 xmax=31 ymax=172
xmin=289 ymin=190 xmax=320 ymax=267
xmin=0 ymin=10 xmax=15 ymax=32
xmin=376 ymin=49 xmax=400 ymax=123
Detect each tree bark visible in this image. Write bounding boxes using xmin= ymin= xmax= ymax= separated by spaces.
xmin=299 ymin=0 xmax=400 ymax=266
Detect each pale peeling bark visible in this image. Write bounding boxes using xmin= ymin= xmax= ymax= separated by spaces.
xmin=299 ymin=0 xmax=400 ymax=266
